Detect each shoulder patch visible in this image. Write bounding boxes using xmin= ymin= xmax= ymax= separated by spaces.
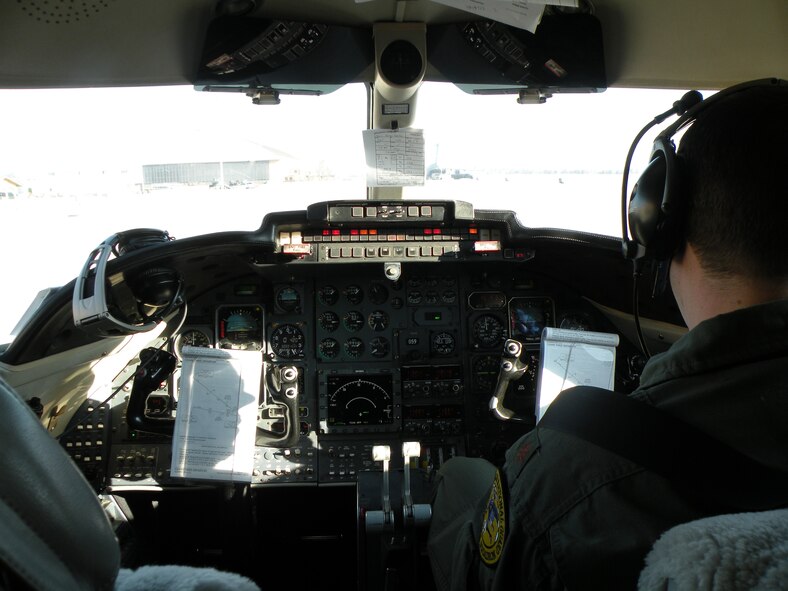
xmin=479 ymin=469 xmax=506 ymax=566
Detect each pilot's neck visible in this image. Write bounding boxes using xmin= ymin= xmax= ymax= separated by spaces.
xmin=669 ymin=242 xmax=788 ymax=330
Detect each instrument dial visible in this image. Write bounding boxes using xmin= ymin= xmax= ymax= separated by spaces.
xmin=343 ymin=284 xmax=364 ymax=305
xmin=174 ymin=328 xmax=212 ymax=357
xmin=318 ymin=285 xmax=339 ymax=306
xmin=343 ymin=311 xmax=364 ymax=332
xmin=275 ymin=286 xmax=300 ymax=313
xmin=344 ymin=337 xmax=364 ymax=358
xmin=559 ymin=311 xmax=593 ymax=331
xmin=270 ymin=324 xmax=305 ymax=359
xmin=216 ymin=305 xmax=263 ymax=350
xmin=370 ymin=337 xmax=390 ymax=358
xmin=319 ymin=338 xmax=340 ymax=359
xmin=368 ymin=310 xmax=389 ymax=331
xmin=368 ymin=283 xmax=388 ymax=305
xmin=473 ymin=314 xmax=506 ymax=349
xmin=431 ymin=331 xmax=456 ymax=356
xmin=319 ymin=311 xmax=339 ymax=332
xmin=407 ymin=291 xmax=422 ymax=305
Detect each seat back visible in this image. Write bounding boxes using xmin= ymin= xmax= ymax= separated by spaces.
xmin=638 ymin=509 xmax=788 ymax=590
xmin=0 ymin=377 xmax=119 ymax=591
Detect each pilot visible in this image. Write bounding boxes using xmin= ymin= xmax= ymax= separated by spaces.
xmin=427 ymin=80 xmax=788 ymax=590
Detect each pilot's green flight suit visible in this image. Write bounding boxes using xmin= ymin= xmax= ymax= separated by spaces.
xmin=428 ymin=299 xmax=788 ymax=590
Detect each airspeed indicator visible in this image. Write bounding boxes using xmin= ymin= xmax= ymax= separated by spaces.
xmin=473 ymin=314 xmax=506 ymax=348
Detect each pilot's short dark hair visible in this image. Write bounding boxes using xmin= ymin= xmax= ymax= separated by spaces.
xmin=677 ymin=82 xmax=788 ymax=279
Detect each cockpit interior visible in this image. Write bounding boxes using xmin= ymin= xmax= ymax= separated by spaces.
xmin=0 ymin=1 xmax=785 ymax=589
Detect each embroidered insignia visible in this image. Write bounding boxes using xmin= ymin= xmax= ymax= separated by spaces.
xmin=479 ymin=470 xmax=506 ymax=566
xmin=516 ymin=442 xmax=531 ymax=463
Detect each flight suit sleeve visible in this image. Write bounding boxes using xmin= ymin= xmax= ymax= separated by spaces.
xmin=485 ymin=428 xmax=702 ymax=591
xmin=428 ymin=456 xmax=498 ymax=591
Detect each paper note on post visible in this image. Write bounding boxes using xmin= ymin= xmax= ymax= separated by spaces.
xmin=362 ymin=128 xmax=425 ymax=187
xmin=429 ymin=0 xmax=545 ymax=33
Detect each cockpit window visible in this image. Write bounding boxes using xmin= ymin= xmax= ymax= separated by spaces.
xmin=0 ymin=82 xmax=693 ymax=341
xmin=408 ymin=82 xmax=697 ymax=236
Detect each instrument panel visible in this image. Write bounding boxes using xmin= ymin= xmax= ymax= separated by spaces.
xmin=56 ymin=202 xmax=644 ymax=492
xmin=86 ymin=261 xmax=637 ymax=492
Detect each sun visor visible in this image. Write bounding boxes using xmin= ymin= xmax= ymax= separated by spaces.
xmin=428 ymin=13 xmax=607 ymax=95
xmin=194 ymin=12 xmax=605 ymax=98
xmin=194 ymin=16 xmax=375 ymax=95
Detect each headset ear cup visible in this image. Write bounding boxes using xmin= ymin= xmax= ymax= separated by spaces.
xmin=128 ymin=268 xmax=184 ymax=325
xmin=653 ymin=136 xmax=684 ymax=258
xmin=628 ymin=137 xmax=684 ymax=260
xmin=628 ymin=151 xmax=667 ymax=254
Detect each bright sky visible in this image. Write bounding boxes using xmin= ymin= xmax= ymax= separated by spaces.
xmin=0 ymin=82 xmax=699 ymax=340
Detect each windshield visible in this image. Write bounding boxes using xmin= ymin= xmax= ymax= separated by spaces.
xmin=0 ymin=82 xmax=693 ymax=341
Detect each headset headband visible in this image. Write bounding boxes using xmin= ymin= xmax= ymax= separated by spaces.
xmin=657 ymin=77 xmax=785 ymax=143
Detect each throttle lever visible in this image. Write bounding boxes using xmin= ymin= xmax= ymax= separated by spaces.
xmin=256 ymin=364 xmax=301 ymax=448
xmin=488 ymin=339 xmax=530 ymax=422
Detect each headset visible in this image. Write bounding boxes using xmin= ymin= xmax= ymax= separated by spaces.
xmin=73 ymin=229 xmax=184 ymax=337
xmin=623 ymin=77 xmax=786 ymax=262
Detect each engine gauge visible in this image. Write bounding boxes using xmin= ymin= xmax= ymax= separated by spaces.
xmin=343 ymin=284 xmax=364 ymax=305
xmin=318 ymin=285 xmax=339 ymax=306
xmin=368 ymin=283 xmax=388 ymax=305
xmin=275 ymin=286 xmax=301 ymax=313
xmin=344 ymin=337 xmax=365 ymax=358
xmin=270 ymin=324 xmax=305 ymax=359
xmin=319 ymin=311 xmax=339 ymax=332
xmin=343 ymin=311 xmax=364 ymax=332
xmin=431 ymin=331 xmax=456 ymax=356
xmin=174 ymin=328 xmax=212 ymax=358
xmin=370 ymin=336 xmax=390 ymax=358
xmin=442 ymin=290 xmax=457 ymax=304
xmin=472 ymin=314 xmax=506 ymax=349
xmin=216 ymin=305 xmax=263 ymax=350
xmin=407 ymin=291 xmax=423 ymax=305
xmin=319 ymin=338 xmax=340 ymax=359
xmin=368 ymin=310 xmax=389 ymax=331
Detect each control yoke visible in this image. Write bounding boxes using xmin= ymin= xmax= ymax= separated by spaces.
xmin=256 ymin=364 xmax=301 ymax=448
xmin=126 ymin=347 xmax=178 ymax=434
xmin=489 ymin=339 xmax=531 ymax=423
